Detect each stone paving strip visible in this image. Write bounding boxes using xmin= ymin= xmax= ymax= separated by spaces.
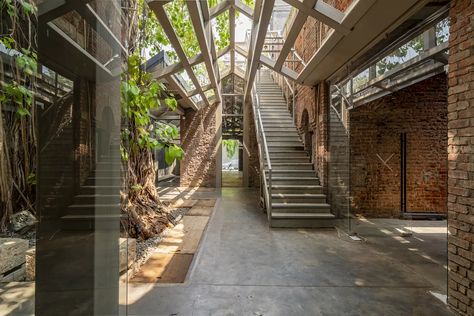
xmin=131 ymin=199 xmax=216 ymax=284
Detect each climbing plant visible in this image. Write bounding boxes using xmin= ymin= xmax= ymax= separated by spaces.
xmin=0 ymin=0 xmax=38 ymax=231
xmin=222 ymin=139 xmax=239 ymax=159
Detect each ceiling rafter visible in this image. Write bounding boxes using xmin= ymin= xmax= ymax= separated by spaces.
xmin=274 ymin=0 xmax=317 ymax=71
xmin=260 ymin=54 xmax=298 ymax=80
xmin=230 ymin=6 xmax=236 ymax=74
xmin=151 ymin=53 xmax=204 ymax=80
xmin=148 ymin=0 xmax=210 ymax=107
xmin=209 ymin=0 xmax=232 ymax=20
xmin=200 ymin=1 xmax=222 ymax=104
xmin=188 ymin=0 xmax=222 ymax=104
xmin=234 ymin=0 xmax=253 ymax=19
xmin=282 ymin=0 xmax=351 ymax=35
xmin=165 ymin=75 xmax=199 ymax=110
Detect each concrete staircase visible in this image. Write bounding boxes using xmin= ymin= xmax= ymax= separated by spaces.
xmin=61 ymin=142 xmax=122 ymax=230
xmin=257 ymin=71 xmax=335 ymax=228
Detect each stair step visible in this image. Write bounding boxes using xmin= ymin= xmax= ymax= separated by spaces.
xmin=60 ymin=214 xmax=123 ymax=231
xmin=273 ymin=202 xmax=330 ymax=209
xmin=67 ymin=203 xmax=120 ymax=215
xmin=73 ymin=194 xmax=119 ymax=204
xmin=268 ymin=145 xmax=304 ymax=150
xmin=267 ymin=163 xmax=312 ymax=170
xmin=266 ymin=170 xmax=316 ymax=176
xmin=266 ymin=136 xmax=300 ymax=141
xmin=271 ymin=184 xmax=323 ymax=194
xmin=272 ymin=193 xmax=326 ymax=203
xmin=80 ymin=185 xmax=121 ymax=194
xmin=268 ymin=153 xmax=308 ymax=159
xmin=271 ymin=212 xmax=335 ymax=226
xmin=266 ymin=142 xmax=302 ymax=147
xmin=269 ymin=177 xmax=319 ymax=185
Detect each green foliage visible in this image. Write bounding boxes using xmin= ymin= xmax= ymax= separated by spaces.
xmin=223 ymin=139 xmax=239 ymax=159
xmin=121 ymin=53 xmax=183 ymax=165
xmin=214 ymin=11 xmax=230 ymax=50
xmin=165 ymin=0 xmax=200 ymax=57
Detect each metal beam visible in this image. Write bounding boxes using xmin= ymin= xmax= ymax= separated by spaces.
xmin=235 ymin=44 xmax=248 ymax=58
xmin=200 ymin=0 xmax=222 ymax=102
xmin=38 ymin=0 xmax=93 ymax=23
xmin=148 ymin=1 xmax=209 ymax=106
xmin=165 ymin=75 xmax=199 ymax=111
xmin=234 ymin=0 xmax=253 ymax=19
xmin=76 ymin=4 xmax=127 ymax=55
xmin=44 ymin=22 xmax=113 ymax=77
xmin=244 ymin=0 xmax=276 ymax=100
xmin=281 ymin=0 xmax=350 ymax=35
xmin=217 ymin=46 xmax=231 ymax=58
xmin=230 ymin=7 xmax=236 ymax=74
xmin=188 ymin=0 xmax=222 ymax=104
xmin=209 ymin=0 xmax=231 ymax=20
xmin=151 ymin=53 xmax=204 ymax=80
xmin=187 ymin=83 xmax=213 ymax=97
xmin=274 ymin=0 xmax=317 ymax=71
xmin=260 ymin=54 xmax=298 ymax=81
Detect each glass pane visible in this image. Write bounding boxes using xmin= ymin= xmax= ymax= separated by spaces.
xmin=436 ymin=18 xmax=450 ymax=45
xmin=174 ymin=69 xmax=196 ymax=92
xmin=235 ymin=12 xmax=252 ymax=53
xmin=192 ymin=63 xmax=210 ymax=87
xmin=212 ymin=11 xmax=230 ymax=50
xmin=218 ymin=51 xmax=231 ymax=75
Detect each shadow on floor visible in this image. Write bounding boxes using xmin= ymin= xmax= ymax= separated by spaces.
xmin=124 ymin=188 xmax=452 ymax=316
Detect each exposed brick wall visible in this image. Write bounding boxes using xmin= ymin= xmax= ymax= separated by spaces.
xmin=447 ymin=1 xmax=474 ymax=314
xmin=180 ymin=104 xmax=218 ymax=187
xmin=274 ymin=0 xmax=353 ymax=189
xmin=350 ymin=74 xmax=448 ymax=217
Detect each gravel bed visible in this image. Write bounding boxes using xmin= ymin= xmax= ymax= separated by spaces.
xmin=135 ymin=207 xmax=189 ymax=267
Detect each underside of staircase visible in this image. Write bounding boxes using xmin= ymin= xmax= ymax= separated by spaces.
xmin=258 ymin=71 xmax=335 ymax=228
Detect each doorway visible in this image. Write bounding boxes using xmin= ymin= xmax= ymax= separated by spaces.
xmin=222 ymin=139 xmax=243 ymax=187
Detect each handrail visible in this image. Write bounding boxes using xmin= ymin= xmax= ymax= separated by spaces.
xmin=251 ymin=71 xmax=272 ymax=222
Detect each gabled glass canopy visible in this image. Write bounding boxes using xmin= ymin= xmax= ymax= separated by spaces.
xmin=147 ymin=0 xmax=359 ymax=110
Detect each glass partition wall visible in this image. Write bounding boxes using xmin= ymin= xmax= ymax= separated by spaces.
xmin=329 ymin=18 xmax=449 ymax=300
xmin=0 ymin=1 xmax=128 ymax=314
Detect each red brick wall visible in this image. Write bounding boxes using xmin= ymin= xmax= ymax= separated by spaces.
xmin=275 ymin=0 xmax=353 ymax=188
xmin=350 ymin=74 xmax=448 ymax=217
xmin=180 ymin=105 xmax=218 ymax=187
xmin=447 ymin=1 xmax=474 ymax=314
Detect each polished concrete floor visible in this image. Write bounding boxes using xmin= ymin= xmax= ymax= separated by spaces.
xmin=222 ymin=171 xmax=243 ymax=187
xmin=0 ymin=188 xmax=450 ymax=315
xmin=123 ymin=188 xmax=452 ymax=315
